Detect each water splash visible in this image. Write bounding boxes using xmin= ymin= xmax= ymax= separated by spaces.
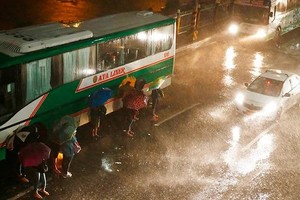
xmin=101 ymin=157 xmax=113 ymax=172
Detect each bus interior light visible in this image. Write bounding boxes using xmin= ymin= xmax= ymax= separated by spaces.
xmin=137 ymin=32 xmax=147 ymax=41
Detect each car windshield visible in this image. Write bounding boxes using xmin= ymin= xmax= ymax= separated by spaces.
xmin=247 ymin=76 xmax=284 ymax=97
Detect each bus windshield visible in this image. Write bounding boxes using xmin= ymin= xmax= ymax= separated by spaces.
xmin=233 ymin=5 xmax=269 ymax=25
xmin=247 ymin=77 xmax=283 ymax=97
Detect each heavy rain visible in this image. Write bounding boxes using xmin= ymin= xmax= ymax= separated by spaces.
xmin=0 ymin=0 xmax=300 ymax=200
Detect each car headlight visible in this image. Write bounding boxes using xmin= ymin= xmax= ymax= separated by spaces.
xmin=235 ymin=92 xmax=244 ymax=106
xmin=262 ymin=101 xmax=277 ymax=113
xmin=228 ymin=24 xmax=239 ymax=35
xmin=255 ymin=29 xmax=267 ymax=38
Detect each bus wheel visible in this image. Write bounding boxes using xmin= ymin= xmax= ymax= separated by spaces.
xmin=274 ymin=27 xmax=281 ymax=48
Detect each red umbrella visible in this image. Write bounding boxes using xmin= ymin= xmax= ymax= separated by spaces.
xmin=125 ymin=91 xmax=148 ymax=110
xmin=19 ymin=142 xmax=51 ymax=167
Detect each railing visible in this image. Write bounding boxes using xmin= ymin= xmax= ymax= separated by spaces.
xmin=168 ymin=0 xmax=233 ymax=41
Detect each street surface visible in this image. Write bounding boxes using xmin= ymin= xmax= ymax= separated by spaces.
xmin=0 ymin=0 xmax=300 ymax=199
xmin=3 ymin=27 xmax=299 ymax=200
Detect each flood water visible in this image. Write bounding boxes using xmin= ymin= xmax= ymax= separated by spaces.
xmin=0 ymin=0 xmax=166 ymax=30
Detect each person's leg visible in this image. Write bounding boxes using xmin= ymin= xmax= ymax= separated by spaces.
xmin=152 ymin=98 xmax=159 ymax=121
xmin=152 ymin=98 xmax=158 ymax=116
xmin=18 ymin=162 xmax=23 ymax=176
xmin=92 ymin=116 xmax=101 ymax=137
xmin=127 ymin=110 xmax=135 ymax=136
xmin=33 ymin=171 xmax=40 ymax=192
xmin=39 ymin=173 xmax=49 ymax=196
xmin=17 ymin=162 xmax=29 ymax=183
xmin=133 ymin=109 xmax=139 ymax=120
xmin=62 ymin=156 xmax=73 ymax=178
xmin=33 ymin=172 xmax=43 ymax=199
xmin=40 ymin=173 xmax=46 ymax=190
xmin=91 ymin=107 xmax=101 ymax=137
xmin=50 ymin=144 xmax=60 ymax=174
xmin=18 ymin=162 xmax=29 ymax=181
xmin=123 ymin=108 xmax=132 ymax=132
xmin=95 ymin=117 xmax=101 ymax=137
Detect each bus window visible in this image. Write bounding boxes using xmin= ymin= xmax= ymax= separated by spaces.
xmin=97 ymin=38 xmax=123 ymax=71
xmin=25 ymin=58 xmax=52 ymax=103
xmin=51 ymin=54 xmax=63 ymax=88
xmin=0 ymin=67 xmax=18 ymax=123
xmin=123 ymin=31 xmax=149 ymax=62
xmin=96 ymin=25 xmax=173 ymax=70
xmin=152 ymin=25 xmax=174 ymax=54
xmin=63 ymin=46 xmax=96 ymax=83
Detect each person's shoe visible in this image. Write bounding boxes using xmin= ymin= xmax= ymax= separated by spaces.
xmin=18 ymin=175 xmax=29 ymax=183
xmin=151 ymin=115 xmax=159 ymax=121
xmin=39 ymin=189 xmax=49 ymax=196
xmin=53 ymin=168 xmax=61 ymax=174
xmin=61 ymin=172 xmax=72 ymax=178
xmin=126 ymin=131 xmax=134 ymax=137
xmin=33 ymin=192 xmax=43 ymax=199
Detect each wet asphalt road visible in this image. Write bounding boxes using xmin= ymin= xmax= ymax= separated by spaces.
xmin=1 ymin=0 xmax=300 ymax=198
xmin=4 ymin=28 xmax=299 ymax=200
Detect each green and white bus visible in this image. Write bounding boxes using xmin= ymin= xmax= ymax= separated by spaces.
xmin=0 ymin=11 xmax=176 ymax=160
xmin=227 ymin=0 xmax=300 ymax=41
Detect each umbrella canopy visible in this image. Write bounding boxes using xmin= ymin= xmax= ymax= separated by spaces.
xmin=118 ymin=82 xmax=136 ymax=99
xmin=125 ymin=91 xmax=148 ymax=110
xmin=89 ymin=87 xmax=112 ymax=108
xmin=119 ymin=76 xmax=136 ymax=88
xmin=50 ymin=116 xmax=77 ymax=145
xmin=149 ymin=76 xmax=166 ymax=90
xmin=19 ymin=142 xmax=51 ymax=167
xmin=6 ymin=125 xmax=40 ymax=151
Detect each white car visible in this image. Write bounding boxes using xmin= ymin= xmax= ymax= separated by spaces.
xmin=235 ymin=69 xmax=300 ymax=121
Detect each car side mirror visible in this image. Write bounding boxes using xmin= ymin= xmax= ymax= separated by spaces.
xmin=269 ymin=12 xmax=273 ymax=18
xmin=283 ymin=93 xmax=291 ymax=97
xmin=244 ymin=83 xmax=249 ymax=87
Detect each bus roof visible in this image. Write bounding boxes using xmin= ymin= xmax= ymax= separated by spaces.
xmin=0 ymin=11 xmax=174 ymax=68
xmin=79 ymin=10 xmax=171 ymax=37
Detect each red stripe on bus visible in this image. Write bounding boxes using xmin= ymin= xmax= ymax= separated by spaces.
xmin=75 ymin=55 xmax=174 ymax=93
xmin=25 ymin=94 xmax=48 ymax=125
